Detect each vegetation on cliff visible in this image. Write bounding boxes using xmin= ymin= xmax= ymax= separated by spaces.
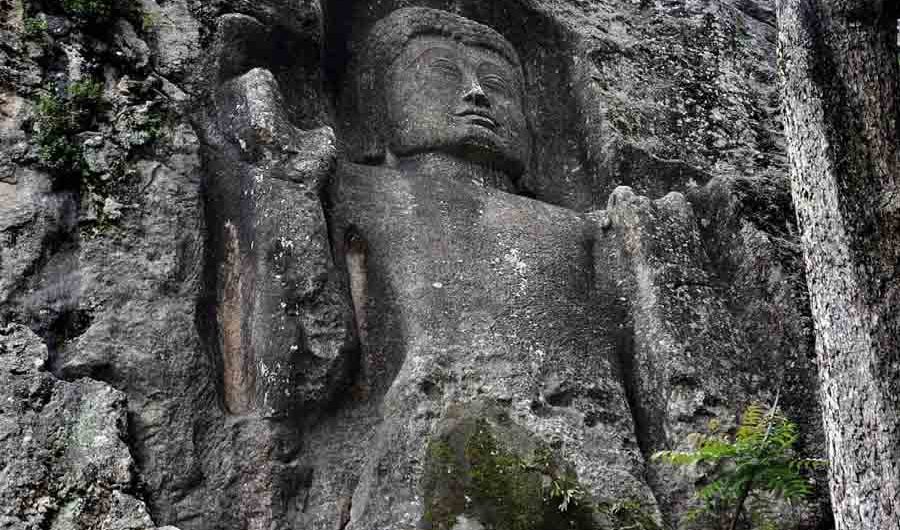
xmin=654 ymin=402 xmax=825 ymax=530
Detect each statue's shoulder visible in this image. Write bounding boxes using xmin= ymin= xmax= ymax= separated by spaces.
xmin=332 ymin=161 xmax=406 ymax=190
xmin=329 ymin=161 xmax=417 ymax=216
xmin=486 ymin=186 xmax=587 ymax=228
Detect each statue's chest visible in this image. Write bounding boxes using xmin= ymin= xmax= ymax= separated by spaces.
xmin=329 ymin=166 xmax=596 ymax=340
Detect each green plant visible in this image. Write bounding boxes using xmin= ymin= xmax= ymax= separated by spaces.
xmin=23 ymin=16 xmax=49 ymax=37
xmin=597 ymin=499 xmax=662 ymax=530
xmin=653 ymin=401 xmax=826 ymax=530
xmin=465 ymin=427 xmax=541 ymax=530
xmin=119 ymin=104 xmax=166 ymax=147
xmin=59 ymin=0 xmax=114 ymax=21
xmin=548 ymin=474 xmax=585 ymax=513
xmin=140 ymin=11 xmax=160 ymax=32
xmin=66 ymin=78 xmax=103 ymax=103
xmin=34 ymin=92 xmax=82 ymax=173
xmin=34 ymin=80 xmax=103 ymax=180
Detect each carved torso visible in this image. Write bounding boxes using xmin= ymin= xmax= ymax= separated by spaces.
xmin=331 ymin=162 xmax=607 ymax=395
xmin=327 ymin=162 xmax=646 ymax=528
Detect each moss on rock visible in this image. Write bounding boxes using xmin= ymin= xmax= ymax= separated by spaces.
xmin=422 ymin=405 xmax=597 ymax=530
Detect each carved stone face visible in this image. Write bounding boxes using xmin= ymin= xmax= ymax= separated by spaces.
xmin=383 ymin=36 xmax=530 ymax=176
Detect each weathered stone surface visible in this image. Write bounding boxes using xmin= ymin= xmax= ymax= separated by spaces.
xmin=112 ymin=20 xmax=151 ymax=72
xmin=571 ymin=0 xmax=785 ymax=199
xmin=308 ymin=11 xmax=665 ymax=526
xmin=0 ymin=163 xmax=77 ymax=314
xmin=0 ymin=91 xmax=31 ymax=183
xmin=0 ymin=324 xmax=173 ymax=530
xmin=0 ymin=0 xmax=43 ymax=90
xmin=594 ymin=185 xmax=824 ymax=527
xmin=322 ymin=161 xmax=655 ymax=528
xmin=205 ymin=64 xmax=355 ymax=419
xmin=602 ymin=186 xmax=753 ymax=442
xmin=687 ymin=175 xmax=822 ymax=457
xmin=777 ymin=3 xmax=900 ymax=528
xmin=422 ymin=402 xmax=611 ymax=530
xmin=687 ymin=175 xmax=830 ymax=526
xmin=136 ymin=0 xmax=201 ymax=86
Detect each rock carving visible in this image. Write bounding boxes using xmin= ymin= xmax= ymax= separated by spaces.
xmin=343 ymin=7 xmax=530 ymax=190
xmin=205 ymin=6 xmax=795 ymax=530
xmin=326 ymin=8 xmax=654 ymax=528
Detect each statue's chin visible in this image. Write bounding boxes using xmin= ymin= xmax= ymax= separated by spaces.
xmin=389 ymin=130 xmax=527 ymax=178
xmin=451 ymin=138 xmax=525 ymax=177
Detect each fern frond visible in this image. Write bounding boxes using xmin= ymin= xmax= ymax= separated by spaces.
xmin=790 ymin=458 xmax=829 ymax=473
xmin=653 ymin=400 xmax=825 ymax=526
xmin=737 ymin=403 xmax=766 ymax=438
xmin=695 ymin=439 xmax=738 ymax=462
xmin=652 ymin=450 xmax=702 ymax=466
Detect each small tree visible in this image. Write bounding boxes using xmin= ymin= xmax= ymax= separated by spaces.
xmin=653 ymin=400 xmax=826 ymax=530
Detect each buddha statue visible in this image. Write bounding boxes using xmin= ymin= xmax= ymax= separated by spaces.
xmin=323 ymin=7 xmax=656 ymax=529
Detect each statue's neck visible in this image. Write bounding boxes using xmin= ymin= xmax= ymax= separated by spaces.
xmin=387 ymin=152 xmax=517 ymax=193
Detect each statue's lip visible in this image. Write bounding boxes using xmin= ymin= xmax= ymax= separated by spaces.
xmin=455 ymin=110 xmax=498 ymax=130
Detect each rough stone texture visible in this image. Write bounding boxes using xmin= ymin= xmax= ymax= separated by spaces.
xmin=136 ymin=0 xmax=202 ymax=89
xmin=777 ymin=1 xmax=900 ymax=529
xmin=595 ymin=188 xmax=751 ymax=522
xmin=686 ymin=176 xmax=823 ymax=466
xmin=569 ymin=0 xmax=786 ymax=196
xmin=321 ymin=161 xmax=655 ymax=528
xmin=0 ymin=1 xmax=832 ymax=529
xmin=595 ymin=184 xmax=825 ymax=527
xmin=0 ymin=324 xmax=173 ymax=530
xmin=205 ymin=43 xmax=356 ymax=419
xmin=0 ymin=0 xmax=43 ymax=91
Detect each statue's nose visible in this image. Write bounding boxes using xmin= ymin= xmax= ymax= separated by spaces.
xmin=462 ymin=79 xmax=490 ymax=108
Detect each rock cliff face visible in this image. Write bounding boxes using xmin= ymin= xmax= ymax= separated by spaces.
xmin=0 ymin=324 xmax=176 ymax=530
xmin=1 ymin=1 xmax=829 ymax=529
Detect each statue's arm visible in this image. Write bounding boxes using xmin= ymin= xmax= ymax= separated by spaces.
xmin=589 ymin=186 xmax=749 ymax=449
xmin=206 ymin=64 xmax=355 ymax=419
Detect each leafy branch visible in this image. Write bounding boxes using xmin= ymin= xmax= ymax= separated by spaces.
xmin=653 ymin=399 xmax=827 ymax=530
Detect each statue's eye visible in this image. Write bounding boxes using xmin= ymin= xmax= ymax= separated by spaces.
xmin=480 ymin=74 xmax=508 ymax=94
xmin=427 ymin=59 xmax=461 ymax=80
